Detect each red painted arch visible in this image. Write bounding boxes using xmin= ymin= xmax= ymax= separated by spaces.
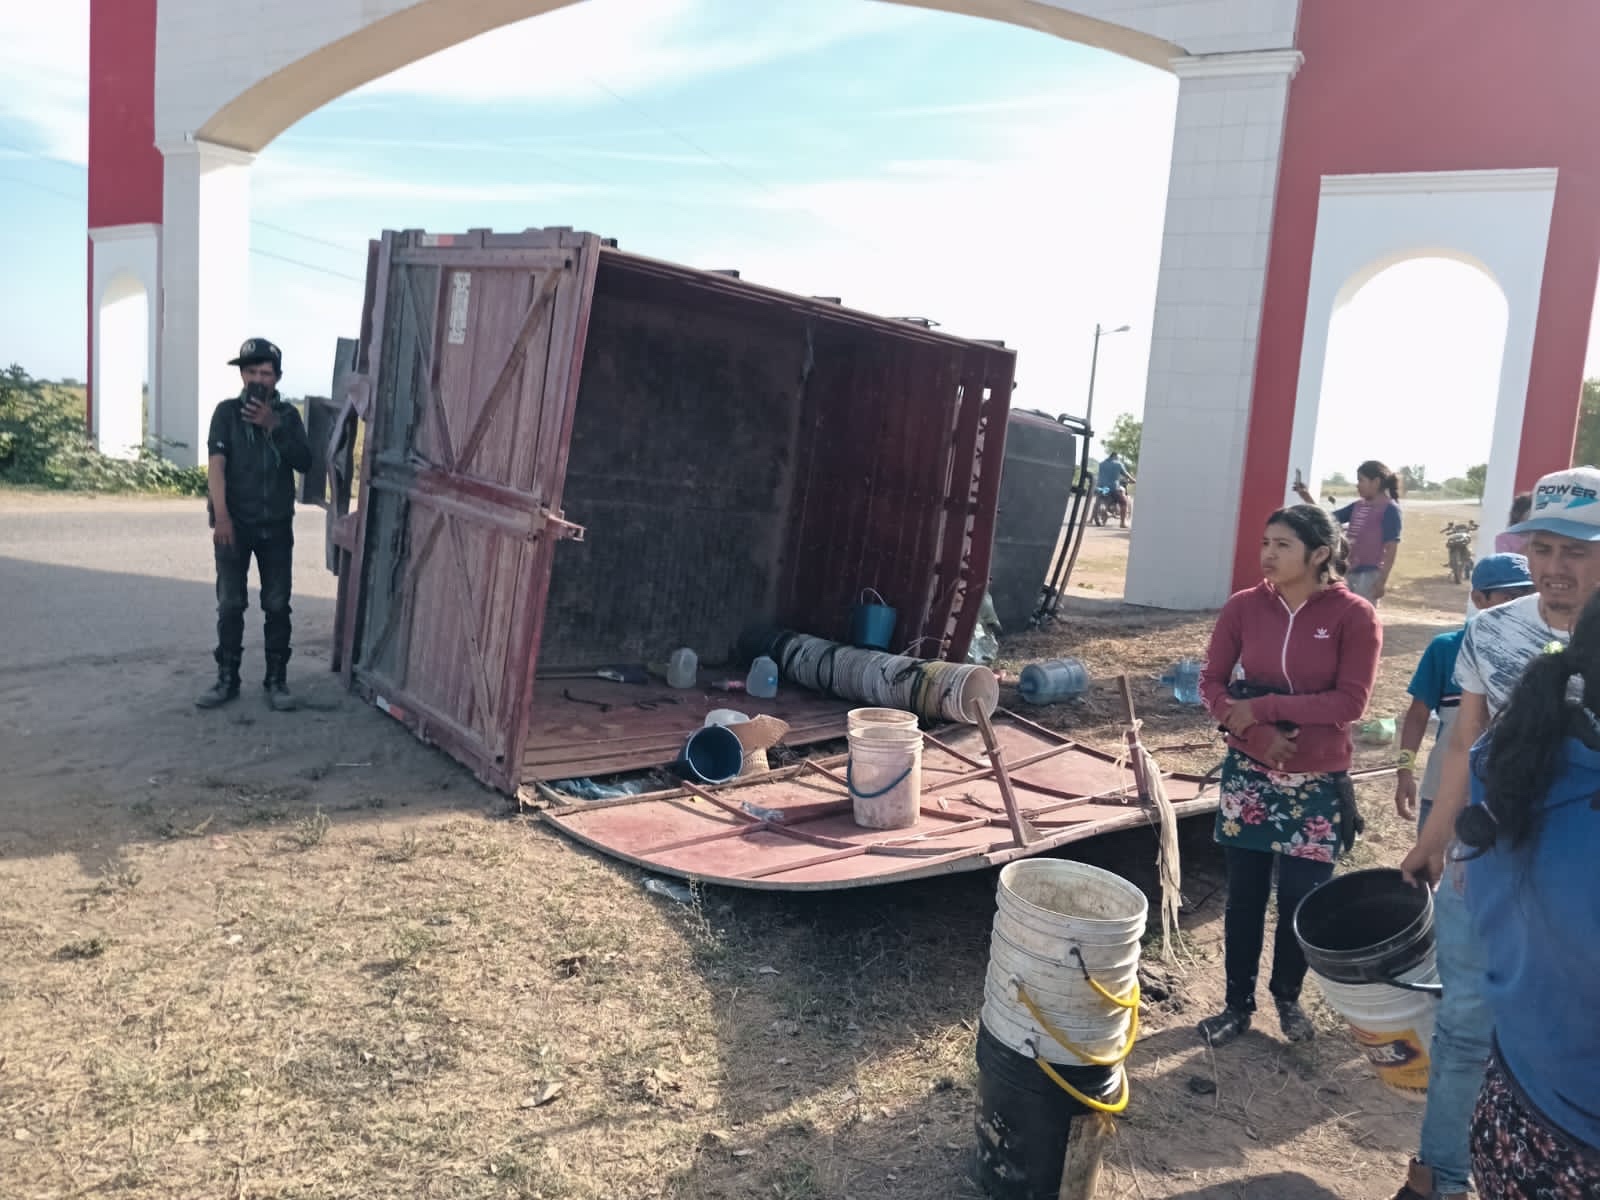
xmin=1233 ymin=0 xmax=1600 ymax=593
xmin=86 ymin=0 xmax=163 ymax=429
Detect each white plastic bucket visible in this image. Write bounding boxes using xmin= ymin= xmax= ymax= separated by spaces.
xmin=1312 ymin=966 xmax=1439 ymax=1101
xmin=980 ymin=860 xmax=1148 ymax=1066
xmin=847 ymin=725 xmax=922 ymax=829
xmin=847 ymin=707 xmax=918 ymax=735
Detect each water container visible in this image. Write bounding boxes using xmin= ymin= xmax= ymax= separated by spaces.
xmin=680 ymin=724 xmax=744 ymax=784
xmin=849 ymin=589 xmax=898 ymax=651
xmin=1295 ymin=868 xmax=1442 ymax=1100
xmin=1161 ymin=658 xmax=1203 ymax=705
xmin=973 ymin=1019 xmax=1120 ymax=1200
xmin=847 ymin=724 xmax=922 ymax=829
xmin=745 ymin=655 xmax=778 ymax=699
xmin=1017 ymin=658 xmax=1089 ymax=705
xmin=667 ymin=647 xmax=697 ymax=689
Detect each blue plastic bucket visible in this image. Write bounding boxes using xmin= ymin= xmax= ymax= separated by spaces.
xmin=681 ymin=724 xmax=744 ymax=784
xmin=850 ymin=589 xmax=897 ymax=651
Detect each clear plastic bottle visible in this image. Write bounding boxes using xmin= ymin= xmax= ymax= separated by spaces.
xmin=746 ymin=655 xmax=779 ymax=699
xmin=667 ymin=647 xmax=698 ymax=689
xmin=1161 ymin=658 xmax=1203 ymax=705
xmin=1017 ymin=658 xmax=1089 ymax=705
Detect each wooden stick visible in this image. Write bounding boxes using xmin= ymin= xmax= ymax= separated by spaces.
xmin=971 ymin=703 xmax=1035 ymax=846
xmin=1057 ymin=1112 xmax=1111 ymax=1200
xmin=1116 ymin=675 xmax=1152 ymax=807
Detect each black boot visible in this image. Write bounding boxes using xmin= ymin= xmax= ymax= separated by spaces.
xmin=196 ymin=653 xmax=242 ymax=709
xmin=264 ymin=655 xmax=297 ymax=712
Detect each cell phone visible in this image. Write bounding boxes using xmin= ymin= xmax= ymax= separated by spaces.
xmin=1294 ymin=468 xmax=1304 ymax=487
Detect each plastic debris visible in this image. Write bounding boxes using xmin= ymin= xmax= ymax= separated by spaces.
xmin=550 ymin=776 xmax=648 ymax=801
xmin=642 ymin=877 xmax=694 ymax=903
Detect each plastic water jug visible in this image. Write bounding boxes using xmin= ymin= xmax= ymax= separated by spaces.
xmin=746 ymin=655 xmax=779 ymax=699
xmin=667 ymin=647 xmax=698 ymax=689
xmin=1161 ymin=658 xmax=1204 ymax=705
xmin=1017 ymin=658 xmax=1089 ymax=705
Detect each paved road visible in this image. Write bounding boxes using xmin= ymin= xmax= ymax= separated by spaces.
xmin=0 ymin=495 xmax=336 ymax=674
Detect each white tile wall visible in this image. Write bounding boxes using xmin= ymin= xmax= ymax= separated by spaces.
xmin=1124 ymin=50 xmax=1299 ymax=609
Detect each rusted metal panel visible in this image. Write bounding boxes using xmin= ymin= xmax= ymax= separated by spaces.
xmin=540 ymin=709 xmax=1216 ymax=891
xmin=345 ymin=230 xmax=599 ymax=791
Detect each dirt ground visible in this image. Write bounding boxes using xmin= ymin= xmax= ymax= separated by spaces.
xmin=0 ymin=491 xmax=1486 ymax=1199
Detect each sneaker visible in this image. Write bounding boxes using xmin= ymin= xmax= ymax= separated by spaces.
xmin=1276 ymin=998 xmax=1315 ymax=1042
xmin=1197 ymin=1007 xmax=1251 ymax=1047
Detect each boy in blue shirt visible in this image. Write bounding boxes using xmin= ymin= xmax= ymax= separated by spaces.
xmin=1389 ymin=552 xmax=1533 ymax=1200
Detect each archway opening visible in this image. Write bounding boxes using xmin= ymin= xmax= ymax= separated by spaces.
xmin=1307 ymin=255 xmax=1507 ymax=609
xmin=97 ymin=274 xmax=150 ymax=461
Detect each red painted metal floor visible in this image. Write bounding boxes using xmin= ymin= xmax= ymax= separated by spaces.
xmin=521 ymin=676 xmax=858 ymax=780
xmin=540 ymin=708 xmax=1217 ymax=891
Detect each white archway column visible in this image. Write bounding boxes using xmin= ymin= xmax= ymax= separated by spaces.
xmin=1283 ymin=170 xmax=1559 ymax=559
xmin=1125 ymin=49 xmax=1302 ymax=610
xmin=89 ymin=223 xmax=161 ymax=459
xmin=158 ymin=137 xmax=254 ymax=467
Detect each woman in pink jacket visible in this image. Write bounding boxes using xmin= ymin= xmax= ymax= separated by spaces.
xmin=1196 ymin=504 xmax=1384 ymax=1047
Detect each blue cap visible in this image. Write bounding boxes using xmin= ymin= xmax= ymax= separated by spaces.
xmin=1471 ymin=552 xmax=1533 ymax=594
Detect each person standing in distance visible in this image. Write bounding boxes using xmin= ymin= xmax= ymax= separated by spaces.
xmin=195 ymin=338 xmax=312 ymax=712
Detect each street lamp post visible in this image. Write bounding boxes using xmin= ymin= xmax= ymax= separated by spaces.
xmin=1084 ymin=322 xmax=1131 ymax=435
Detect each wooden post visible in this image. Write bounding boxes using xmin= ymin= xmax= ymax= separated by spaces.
xmin=1057 ymin=1113 xmax=1112 ymax=1200
xmin=971 ymin=704 xmax=1035 ymax=846
xmin=1116 ymin=675 xmax=1152 ymax=807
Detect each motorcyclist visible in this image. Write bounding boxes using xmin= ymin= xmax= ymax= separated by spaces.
xmin=1095 ymin=452 xmax=1135 ymax=529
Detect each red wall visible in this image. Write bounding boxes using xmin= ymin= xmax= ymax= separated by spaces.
xmin=86 ymin=0 xmax=163 ymax=426
xmin=1233 ymin=0 xmax=1600 ymax=591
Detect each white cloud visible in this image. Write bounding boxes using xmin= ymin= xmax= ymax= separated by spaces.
xmin=0 ymin=2 xmax=89 ymax=165
xmin=253 ymin=154 xmax=610 ymax=206
xmin=355 ymin=0 xmax=921 ymax=105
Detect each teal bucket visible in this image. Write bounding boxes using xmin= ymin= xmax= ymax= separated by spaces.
xmin=851 ymin=589 xmax=897 ymax=651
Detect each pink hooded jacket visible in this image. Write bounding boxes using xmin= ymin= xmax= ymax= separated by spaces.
xmin=1199 ymin=581 xmax=1383 ymax=774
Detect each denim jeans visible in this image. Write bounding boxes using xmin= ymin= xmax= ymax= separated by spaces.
xmin=1222 ymin=846 xmax=1335 ymax=1013
xmin=1415 ymin=799 xmax=1494 ymax=1195
xmin=214 ymin=520 xmax=294 ymax=665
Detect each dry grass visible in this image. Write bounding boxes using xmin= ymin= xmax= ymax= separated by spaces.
xmin=0 ymin=504 xmax=1484 ymax=1199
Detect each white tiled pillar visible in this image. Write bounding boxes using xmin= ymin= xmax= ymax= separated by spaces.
xmin=158 ymin=138 xmax=253 ymax=467
xmin=89 ymin=223 xmax=162 ymax=460
xmin=1124 ymin=50 xmax=1302 ymax=610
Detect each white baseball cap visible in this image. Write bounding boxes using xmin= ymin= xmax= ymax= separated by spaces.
xmin=1509 ymin=466 xmax=1600 ymax=542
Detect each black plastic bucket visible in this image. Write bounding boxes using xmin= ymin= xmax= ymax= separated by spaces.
xmin=973 ymin=1019 xmax=1119 ymax=1200
xmin=1293 ymin=867 xmax=1438 ymax=991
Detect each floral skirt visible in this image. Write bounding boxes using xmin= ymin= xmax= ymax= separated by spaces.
xmin=1470 ymin=1052 xmax=1600 ymax=1200
xmin=1214 ymin=749 xmax=1344 ymax=863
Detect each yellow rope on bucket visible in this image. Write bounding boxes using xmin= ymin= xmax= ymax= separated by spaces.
xmin=1014 ymin=979 xmax=1141 ymax=1068
xmin=1032 ymin=1057 xmax=1130 ymax=1115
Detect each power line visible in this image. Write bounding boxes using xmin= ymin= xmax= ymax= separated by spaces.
xmin=249 ymin=247 xmax=364 ymax=283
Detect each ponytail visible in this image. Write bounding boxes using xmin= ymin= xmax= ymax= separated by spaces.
xmin=1358 ymin=459 xmax=1402 ymax=502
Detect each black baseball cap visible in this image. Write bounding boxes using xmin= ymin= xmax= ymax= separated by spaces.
xmin=227 ymin=337 xmax=282 ymax=370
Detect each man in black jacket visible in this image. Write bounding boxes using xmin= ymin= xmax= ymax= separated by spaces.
xmin=196 ymin=337 xmax=313 ymax=711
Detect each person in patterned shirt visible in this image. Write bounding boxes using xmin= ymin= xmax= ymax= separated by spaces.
xmin=1195 ymin=505 xmax=1382 ymax=1048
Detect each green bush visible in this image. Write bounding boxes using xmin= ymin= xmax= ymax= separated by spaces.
xmin=0 ymin=364 xmax=207 ymax=495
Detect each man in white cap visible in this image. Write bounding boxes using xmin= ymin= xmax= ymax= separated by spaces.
xmin=1395 ymin=465 xmax=1600 ymax=1200
xmin=195 ymin=337 xmax=312 ymax=712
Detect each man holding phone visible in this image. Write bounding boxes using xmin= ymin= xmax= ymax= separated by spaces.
xmin=195 ymin=337 xmax=313 ymax=712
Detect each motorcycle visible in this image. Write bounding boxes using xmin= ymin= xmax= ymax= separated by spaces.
xmin=1090 ymin=486 xmax=1114 ymax=527
xmin=1443 ymin=520 xmax=1478 ymax=585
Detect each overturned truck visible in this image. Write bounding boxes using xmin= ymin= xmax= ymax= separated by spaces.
xmin=322 ymin=228 xmax=1014 ymax=790
xmin=317 ymin=229 xmax=1214 ymax=889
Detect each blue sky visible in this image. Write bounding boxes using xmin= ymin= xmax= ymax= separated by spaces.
xmin=2 ymin=0 xmax=1595 ymax=476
